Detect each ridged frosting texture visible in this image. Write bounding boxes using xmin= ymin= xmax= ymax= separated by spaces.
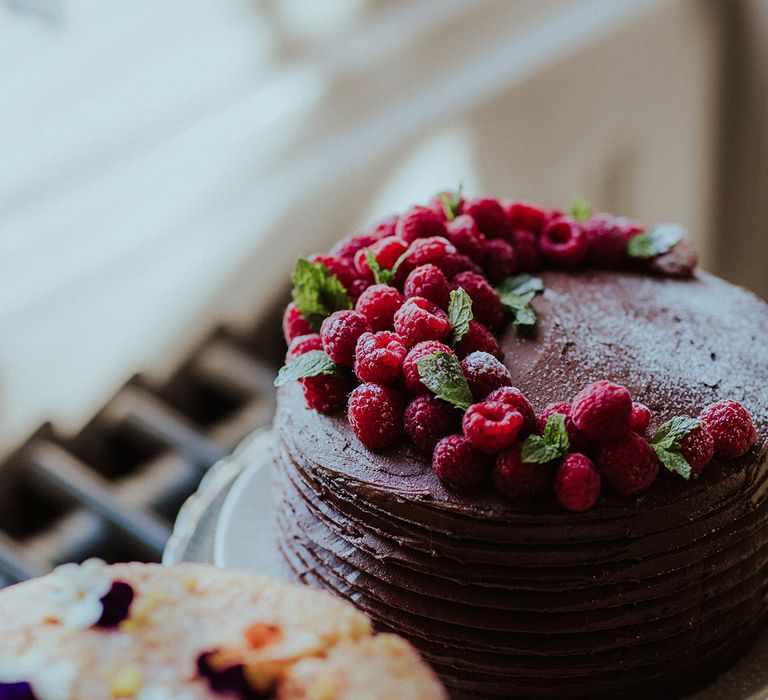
xmin=272 ymin=270 xmax=768 ymax=699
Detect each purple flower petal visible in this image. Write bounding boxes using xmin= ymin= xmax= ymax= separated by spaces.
xmin=0 ymin=682 xmax=37 ymax=700
xmin=96 ymin=580 xmax=134 ymax=628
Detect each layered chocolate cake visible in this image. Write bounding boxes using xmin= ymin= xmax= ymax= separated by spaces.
xmin=270 ymin=194 xmax=768 ymax=699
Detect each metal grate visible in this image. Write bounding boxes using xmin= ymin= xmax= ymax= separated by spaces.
xmin=0 ymin=326 xmax=281 ymax=588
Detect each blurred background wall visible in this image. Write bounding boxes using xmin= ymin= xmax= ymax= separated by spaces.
xmin=0 ymin=0 xmax=766 ymax=458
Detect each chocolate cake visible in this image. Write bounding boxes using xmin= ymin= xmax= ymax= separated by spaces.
xmin=270 ymin=195 xmax=768 ymax=699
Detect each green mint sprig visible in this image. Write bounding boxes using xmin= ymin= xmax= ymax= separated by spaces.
xmin=416 ymin=351 xmax=472 ymax=410
xmin=364 ymin=248 xmax=409 ymax=286
xmin=448 ymin=288 xmax=473 ymax=344
xmin=274 ymin=350 xmax=340 ymax=387
xmin=649 ymin=415 xmax=700 ymax=480
xmin=628 ymin=224 xmax=684 ymax=259
xmin=521 ymin=413 xmax=570 ymax=463
xmin=497 ymin=274 xmax=544 ymax=327
xmin=570 ymin=195 xmax=592 ymax=223
xmin=291 ymin=258 xmax=352 ymax=331
xmin=439 ymin=184 xmax=464 ymax=221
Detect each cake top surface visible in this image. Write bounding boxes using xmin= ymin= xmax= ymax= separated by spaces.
xmin=0 ymin=561 xmax=446 ymax=700
xmin=275 ymin=192 xmax=765 ymax=512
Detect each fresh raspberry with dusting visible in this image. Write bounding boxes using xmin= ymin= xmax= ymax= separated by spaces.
xmin=680 ymin=422 xmax=715 ymax=475
xmin=320 ymin=310 xmax=370 ymax=366
xmin=402 ymin=341 xmax=454 ymax=394
xmin=571 ymin=381 xmax=633 ymax=442
xmin=348 ymin=383 xmax=405 ymax=449
xmin=393 ymin=297 xmax=451 ymax=346
xmin=461 ymin=351 xmax=513 ymax=400
xmin=307 ymin=253 xmax=358 ymax=289
xmin=354 ymin=236 xmax=408 ymax=279
xmin=483 ymin=239 xmax=518 ymax=283
xmin=403 ymin=264 xmax=451 ymax=309
xmin=286 ymin=333 xmax=323 ymax=360
xmin=596 ymin=432 xmax=659 ymax=495
xmin=348 ymin=278 xmax=371 ymax=302
xmin=493 ymin=443 xmax=553 ymax=499
xmin=630 ymin=402 xmax=652 ymax=436
xmin=539 ymin=216 xmax=588 ymax=267
xmin=405 ymin=236 xmax=457 ymax=270
xmin=583 ymin=214 xmax=644 ymax=268
xmin=487 ymin=386 xmax=536 ymax=436
xmin=463 ymin=197 xmax=511 ymax=240
xmin=511 ymin=229 xmax=540 ymax=271
xmin=699 ymin=399 xmax=756 ymax=458
xmin=437 ymin=252 xmax=483 ymax=279
xmin=446 ymin=215 xmax=488 ymax=261
xmin=396 ymin=205 xmax=448 ymax=244
xmin=432 ymin=434 xmax=491 ymax=490
xmin=354 ymin=331 xmax=407 ymax=385
xmin=355 ymin=284 xmax=404 ymax=331
xmin=331 ymin=231 xmax=384 ymax=262
xmin=452 ymin=271 xmax=505 ymax=328
xmin=503 ymin=200 xmax=548 ymax=234
xmin=404 ymin=395 xmax=461 ymax=452
xmin=462 ymin=401 xmax=524 ymax=453
xmin=454 ymin=320 xmax=501 ymax=359
xmin=555 ymin=453 xmax=601 ymax=512
xmin=537 ymin=402 xmax=592 ymax=453
xmin=282 ymin=302 xmax=312 ymax=344
xmin=301 ymin=374 xmax=352 ymax=414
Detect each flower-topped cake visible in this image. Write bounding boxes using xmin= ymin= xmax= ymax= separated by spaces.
xmin=0 ymin=562 xmax=446 ymax=699
xmin=271 ymin=191 xmax=768 ymax=698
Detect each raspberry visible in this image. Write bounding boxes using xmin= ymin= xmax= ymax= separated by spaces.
xmin=402 ymin=340 xmax=454 ymax=394
xmin=539 ymin=216 xmax=588 ymax=267
xmin=462 ymin=401 xmax=523 ymax=453
xmin=405 ymin=236 xmax=457 ymax=269
xmin=554 ymin=453 xmax=601 ymax=512
xmin=680 ymin=423 xmax=715 ymax=475
xmin=355 ymin=284 xmax=404 ymax=331
xmin=511 ymin=229 xmax=540 ymax=271
xmin=432 ymin=434 xmax=491 ymax=490
xmin=493 ymin=443 xmax=553 ymax=499
xmin=436 ymin=252 xmax=483 ymax=279
xmin=463 ymin=197 xmax=511 ymax=240
xmin=445 ymin=215 xmax=488 ymax=261
xmin=403 ymin=264 xmax=451 ymax=309
xmin=483 ymin=239 xmax=518 ymax=283
xmin=348 ymin=278 xmax=371 ymax=302
xmin=354 ymin=331 xmax=407 ymax=385
xmin=583 ymin=214 xmax=644 ymax=268
xmin=571 ymin=381 xmax=632 ymax=442
xmin=348 ymin=383 xmax=405 ymax=449
xmin=301 ymin=374 xmax=352 ymax=414
xmin=368 ymin=214 xmax=400 ymax=240
xmin=428 ymin=190 xmax=464 ymax=221
xmin=461 ymin=351 xmax=512 ymax=400
xmin=596 ymin=432 xmax=659 ymax=495
xmin=452 ymin=271 xmax=505 ymax=328
xmin=396 ymin=205 xmax=448 ymax=244
xmin=286 ymin=333 xmax=322 ymax=360
xmin=282 ymin=302 xmax=312 ymax=344
xmin=453 ymin=320 xmax=501 ymax=359
xmin=320 ymin=310 xmax=370 ymax=366
xmin=307 ymin=254 xmax=358 ymax=289
xmin=699 ymin=399 xmax=756 ymax=458
xmin=404 ymin=395 xmax=461 ymax=452
xmin=354 ymin=236 xmax=408 ymax=280
xmin=537 ymin=402 xmax=592 ymax=453
xmin=331 ymin=232 xmax=383 ymax=262
xmin=486 ymin=386 xmax=536 ymax=437
xmin=393 ymin=297 xmax=451 ymax=347
xmin=630 ymin=402 xmax=652 ymax=436
xmin=503 ymin=200 xmax=548 ymax=234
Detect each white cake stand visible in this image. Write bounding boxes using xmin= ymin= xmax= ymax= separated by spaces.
xmin=167 ymin=430 xmax=768 ymax=700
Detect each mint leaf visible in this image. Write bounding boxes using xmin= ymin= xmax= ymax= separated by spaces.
xmin=448 ymin=288 xmax=473 ymax=344
xmin=521 ymin=413 xmax=570 ymax=463
xmin=570 ymin=195 xmax=592 ymax=223
xmin=439 ymin=184 xmax=464 ymax=221
xmin=274 ymin=350 xmax=339 ymax=387
xmin=497 ymin=275 xmax=544 ymax=327
xmin=365 ymin=249 xmax=393 ymax=285
xmin=416 ymin=351 xmax=472 ymax=410
xmin=627 ymin=224 xmax=684 ymax=259
xmin=649 ymin=415 xmax=700 ymax=480
xmin=291 ymin=259 xmax=352 ymax=331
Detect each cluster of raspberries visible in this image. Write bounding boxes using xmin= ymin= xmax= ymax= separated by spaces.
xmin=280 ymin=193 xmax=754 ymax=511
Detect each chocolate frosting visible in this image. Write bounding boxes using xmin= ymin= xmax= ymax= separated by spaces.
xmin=271 ymin=270 xmax=768 ymax=698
